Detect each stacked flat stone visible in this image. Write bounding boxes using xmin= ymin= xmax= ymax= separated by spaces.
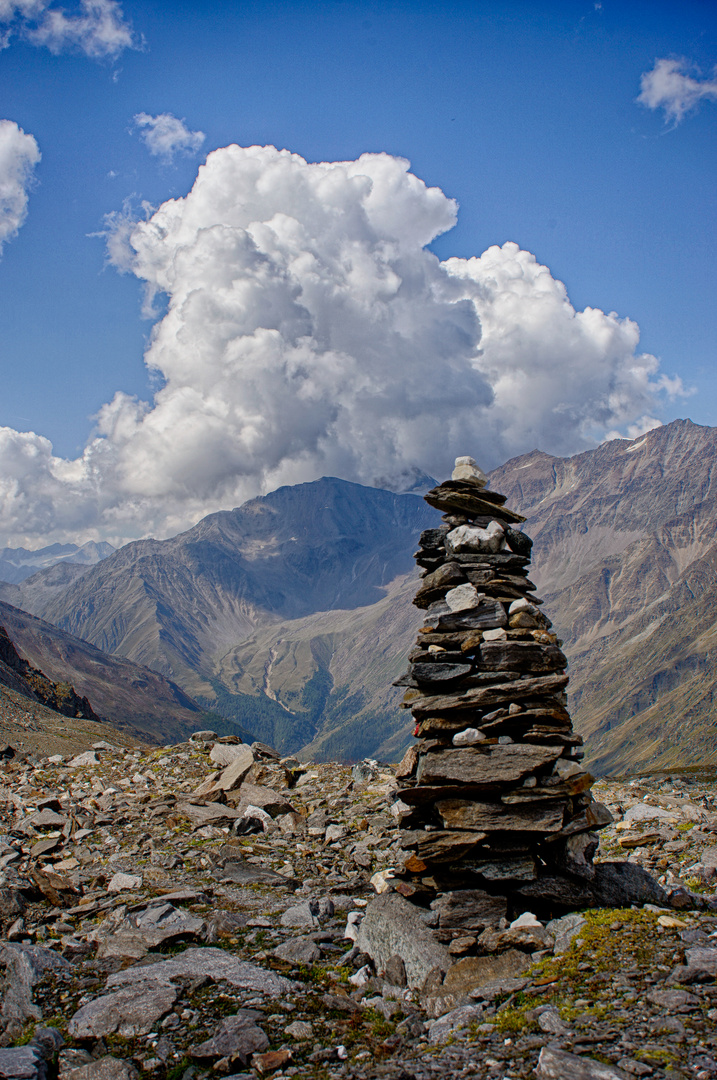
xmin=393 ymin=456 xmax=611 ymax=908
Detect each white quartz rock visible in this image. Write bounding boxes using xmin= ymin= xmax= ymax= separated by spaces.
xmin=445 ymin=583 xmax=481 ymax=612
xmin=349 ymin=964 xmax=372 ymax=986
xmin=446 ymin=520 xmax=504 ymax=554
xmin=68 ymin=751 xmax=99 ymax=768
xmin=344 ymin=911 xmax=363 ymax=941
xmin=108 ymin=872 xmax=142 ymax=893
xmin=482 ymin=627 xmax=507 ymax=641
xmin=452 ymin=728 xmax=486 ymax=747
xmin=510 ymin=911 xmax=542 ymax=929
xmin=370 ymin=868 xmax=396 ymax=894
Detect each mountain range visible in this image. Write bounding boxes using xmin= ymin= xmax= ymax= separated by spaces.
xmin=1 ymin=418 xmax=715 ymax=773
xmin=0 ymin=540 xmax=114 ymax=584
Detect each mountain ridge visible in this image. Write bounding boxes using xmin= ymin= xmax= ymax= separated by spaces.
xmin=0 ymin=599 xmax=221 ymax=744
xmin=4 ymin=418 xmax=717 ymax=771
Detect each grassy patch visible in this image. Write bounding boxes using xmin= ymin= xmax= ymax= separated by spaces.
xmin=13 ymin=1022 xmax=37 ymax=1047
xmin=493 ymin=1003 xmax=537 ymax=1034
xmin=166 ymin=1060 xmax=193 ymax=1080
xmin=530 ymin=907 xmax=655 ymax=989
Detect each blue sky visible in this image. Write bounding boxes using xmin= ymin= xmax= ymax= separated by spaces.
xmin=0 ymin=0 xmax=715 ymax=545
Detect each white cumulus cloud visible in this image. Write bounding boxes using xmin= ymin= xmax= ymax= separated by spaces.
xmin=0 ymin=0 xmax=135 ymax=57
xmin=0 ymin=145 xmax=687 ymax=547
xmin=637 ymin=57 xmax=717 ymax=125
xmin=0 ymin=119 xmax=40 ymax=255
xmin=133 ymin=112 xmax=206 ymax=162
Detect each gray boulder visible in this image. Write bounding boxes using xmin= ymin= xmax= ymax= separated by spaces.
xmin=427 ymin=1004 xmax=484 ymax=1045
xmin=190 ymin=1012 xmax=268 ymax=1064
xmin=273 ymin=937 xmax=321 ymax=965
xmin=592 ymin=861 xmax=669 ymax=907
xmin=0 ymin=944 xmax=70 ymax=1043
xmin=62 ymin=1056 xmax=139 ymax=1080
xmin=357 ymin=893 xmax=452 ymax=989
xmin=669 ymin=947 xmax=717 ymax=984
xmin=95 ymin=902 xmax=206 ymax=959
xmin=0 ymin=1046 xmax=47 ymax=1080
xmin=0 ymin=1026 xmax=63 ymax=1079
xmin=280 ymin=901 xmax=318 ymax=929
xmin=518 ymin=861 xmax=668 ymax=911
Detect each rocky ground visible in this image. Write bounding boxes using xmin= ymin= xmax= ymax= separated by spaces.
xmin=1 ymin=734 xmax=717 ymax=1080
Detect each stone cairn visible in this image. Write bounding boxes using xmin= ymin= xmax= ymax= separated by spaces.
xmin=392 ymin=455 xmax=613 ymax=914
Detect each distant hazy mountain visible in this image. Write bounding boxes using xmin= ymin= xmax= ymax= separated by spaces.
xmin=11 ymin=419 xmax=717 ymax=771
xmin=0 ymin=600 xmax=218 ymax=744
xmin=0 ymin=540 xmax=115 ymax=584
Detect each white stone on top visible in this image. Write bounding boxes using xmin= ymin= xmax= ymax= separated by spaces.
xmin=623 ymin=803 xmax=677 ymax=824
xmin=68 ymin=751 xmax=100 ymax=768
xmin=452 ymin=456 xmax=488 ymax=487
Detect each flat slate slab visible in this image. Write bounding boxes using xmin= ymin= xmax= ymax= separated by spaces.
xmin=436 ymin=797 xmax=566 ymax=832
xmin=217 ymin=859 xmax=294 ymax=887
xmin=176 ymin=802 xmax=242 ymax=826
xmin=429 ymin=888 xmax=507 ymax=930
xmin=416 ymin=744 xmax=563 ymax=786
xmin=442 ymin=949 xmax=530 ymax=995
xmin=410 ymin=673 xmax=568 ymax=716
xmin=106 ymin=947 xmax=294 ymax=997
xmin=399 ymin=828 xmax=487 ymax=862
xmin=68 ymin=983 xmax=178 ymax=1038
xmin=536 ymin=1046 xmax=629 ymax=1079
